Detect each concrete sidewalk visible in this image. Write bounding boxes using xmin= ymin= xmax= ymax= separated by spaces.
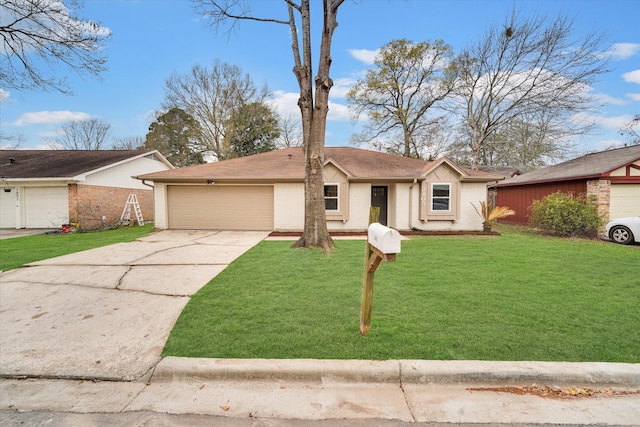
xmin=1 ymin=358 xmax=639 ymax=425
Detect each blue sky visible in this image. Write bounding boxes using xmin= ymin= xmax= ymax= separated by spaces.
xmin=1 ymin=0 xmax=639 ymax=154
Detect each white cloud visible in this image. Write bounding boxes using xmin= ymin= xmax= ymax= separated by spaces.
xmin=327 ymin=101 xmax=351 ymax=121
xmin=572 ymin=112 xmax=633 ymax=130
xmin=593 ymin=93 xmax=628 ymax=106
xmin=349 ymin=48 xmax=379 ymax=65
xmin=604 ymin=43 xmax=640 ymax=60
xmin=12 ymin=111 xmax=91 ymax=126
xmin=330 ymin=77 xmax=356 ymax=98
xmin=266 ymin=90 xmax=352 ymax=123
xmin=622 ymin=69 xmax=640 ymax=84
xmin=267 ymin=90 xmax=299 ymax=117
xmin=627 ymin=93 xmax=640 ymax=102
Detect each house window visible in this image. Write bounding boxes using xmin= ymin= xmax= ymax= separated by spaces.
xmin=324 ymin=184 xmax=339 ymax=211
xmin=432 ymin=183 xmax=450 ymax=211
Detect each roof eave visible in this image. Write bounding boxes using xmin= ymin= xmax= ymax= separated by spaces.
xmin=137 ymin=176 xmax=304 ymax=183
xmin=1 ymin=177 xmax=80 ymax=183
xmin=461 ymin=176 xmax=505 ymax=183
xmin=496 ymin=174 xmax=601 ymax=187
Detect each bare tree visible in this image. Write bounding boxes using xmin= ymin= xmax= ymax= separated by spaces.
xmin=275 ymin=112 xmax=303 ymax=149
xmin=479 ymin=109 xmax=576 ymax=167
xmin=195 ymin=0 xmax=346 ymax=252
xmin=365 ymin=119 xmax=456 ymax=161
xmin=347 ymin=38 xmax=459 ymax=159
xmin=619 ymin=114 xmax=640 ymax=146
xmin=0 ymin=130 xmax=25 ymax=149
xmin=112 ymin=136 xmax=145 ymax=150
xmin=45 ymin=118 xmax=112 ymax=150
xmin=455 ymin=10 xmax=608 ymax=169
xmin=162 ymin=61 xmax=266 ymax=160
xmin=0 ymin=0 xmax=110 ymax=93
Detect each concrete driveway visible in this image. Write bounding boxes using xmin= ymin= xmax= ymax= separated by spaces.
xmin=0 ymin=230 xmax=268 ymax=381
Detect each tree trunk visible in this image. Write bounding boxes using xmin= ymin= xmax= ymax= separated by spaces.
xmin=290 ymin=0 xmax=339 ymax=252
xmin=290 ymin=132 xmax=333 ymax=252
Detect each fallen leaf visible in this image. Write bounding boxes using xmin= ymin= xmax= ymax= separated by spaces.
xmin=220 ymin=405 xmax=230 ymax=411
xmin=199 ymin=384 xmax=205 ymax=390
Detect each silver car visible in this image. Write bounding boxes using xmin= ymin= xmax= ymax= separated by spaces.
xmin=605 ymin=216 xmax=640 ymax=245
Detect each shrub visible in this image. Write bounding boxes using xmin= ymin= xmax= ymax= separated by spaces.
xmin=529 ymin=192 xmax=602 ymax=238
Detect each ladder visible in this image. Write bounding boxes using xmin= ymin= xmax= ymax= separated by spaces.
xmin=120 ymin=194 xmax=144 ymax=226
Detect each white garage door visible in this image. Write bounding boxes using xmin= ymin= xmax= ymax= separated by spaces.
xmin=25 ymin=187 xmax=69 ymax=228
xmin=610 ymin=184 xmax=640 ymax=218
xmin=0 ymin=188 xmax=16 ymax=228
xmin=167 ymin=185 xmax=274 ymax=230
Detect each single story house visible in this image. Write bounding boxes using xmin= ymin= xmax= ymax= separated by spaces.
xmin=0 ymin=150 xmax=174 ymax=230
xmin=495 ymin=145 xmax=640 ymax=225
xmin=137 ymin=147 xmax=503 ymax=233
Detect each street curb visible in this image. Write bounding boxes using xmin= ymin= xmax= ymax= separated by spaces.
xmin=152 ymin=357 xmax=640 ymax=387
xmin=152 ymin=358 xmax=401 ymax=383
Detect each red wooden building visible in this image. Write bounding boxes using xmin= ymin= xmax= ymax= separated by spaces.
xmin=495 ymin=145 xmax=640 ymax=226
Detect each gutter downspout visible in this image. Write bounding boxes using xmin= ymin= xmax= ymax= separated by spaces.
xmin=141 ymin=179 xmax=154 ymax=189
xmin=409 ymin=179 xmax=417 ymax=230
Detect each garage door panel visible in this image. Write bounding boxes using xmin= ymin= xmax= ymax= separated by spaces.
xmin=25 ymin=187 xmax=69 ymax=228
xmin=167 ymin=186 xmax=273 ymax=230
xmin=610 ymin=185 xmax=640 ymax=218
xmin=0 ymin=189 xmax=16 ymax=228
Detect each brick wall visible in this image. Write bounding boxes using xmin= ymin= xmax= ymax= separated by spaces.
xmin=68 ymin=184 xmax=154 ymax=230
xmin=586 ymin=179 xmax=611 ymax=226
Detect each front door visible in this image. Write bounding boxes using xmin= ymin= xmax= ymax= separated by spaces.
xmin=371 ymin=186 xmax=388 ymax=225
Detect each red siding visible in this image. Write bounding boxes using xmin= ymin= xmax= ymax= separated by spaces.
xmin=496 ymin=180 xmax=587 ymax=225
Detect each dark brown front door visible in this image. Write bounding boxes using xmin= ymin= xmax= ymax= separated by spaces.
xmin=371 ymin=186 xmax=388 ymax=225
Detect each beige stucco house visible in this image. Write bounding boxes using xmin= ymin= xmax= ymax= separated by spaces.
xmin=138 ymin=147 xmax=502 ymax=233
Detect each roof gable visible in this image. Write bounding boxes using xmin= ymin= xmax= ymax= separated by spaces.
xmin=420 ymin=157 xmax=466 ymax=178
xmin=0 ymin=150 xmax=171 ymax=179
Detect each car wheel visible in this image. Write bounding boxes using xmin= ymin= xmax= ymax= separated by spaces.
xmin=609 ymin=225 xmax=634 ymax=245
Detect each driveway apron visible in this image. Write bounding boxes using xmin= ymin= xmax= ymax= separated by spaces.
xmin=0 ymin=230 xmax=268 ymax=381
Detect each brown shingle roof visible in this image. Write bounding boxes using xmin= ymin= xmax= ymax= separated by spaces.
xmin=138 ymin=147 xmax=501 ymax=182
xmin=497 ymin=145 xmax=640 ymax=186
xmin=0 ymin=150 xmax=162 ymax=179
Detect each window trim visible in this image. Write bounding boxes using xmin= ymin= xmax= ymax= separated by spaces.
xmin=431 ymin=182 xmax=451 ymax=212
xmin=324 ymin=183 xmax=339 ymax=212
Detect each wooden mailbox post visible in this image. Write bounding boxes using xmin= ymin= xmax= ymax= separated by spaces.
xmin=360 ymin=207 xmax=401 ymax=336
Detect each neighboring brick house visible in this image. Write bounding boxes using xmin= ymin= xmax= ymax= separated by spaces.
xmin=138 ymin=147 xmax=503 ymax=233
xmin=495 ymin=145 xmax=640 ymax=226
xmin=0 ymin=150 xmax=173 ymax=230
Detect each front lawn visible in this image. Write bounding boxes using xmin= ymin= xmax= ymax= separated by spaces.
xmin=0 ymin=225 xmax=154 ymax=271
xmin=163 ymin=227 xmax=640 ymax=362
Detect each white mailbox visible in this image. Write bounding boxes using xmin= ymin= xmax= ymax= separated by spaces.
xmin=367 ymin=222 xmax=401 ymax=255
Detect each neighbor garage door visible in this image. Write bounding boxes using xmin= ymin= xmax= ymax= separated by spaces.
xmin=167 ymin=185 xmax=274 ymax=230
xmin=0 ymin=188 xmax=16 ymax=228
xmin=24 ymin=186 xmax=69 ymax=228
xmin=610 ymin=184 xmax=640 ymax=218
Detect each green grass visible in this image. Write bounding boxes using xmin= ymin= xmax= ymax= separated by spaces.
xmin=164 ymin=226 xmax=640 ymax=362
xmin=0 ymin=224 xmax=154 ymax=271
